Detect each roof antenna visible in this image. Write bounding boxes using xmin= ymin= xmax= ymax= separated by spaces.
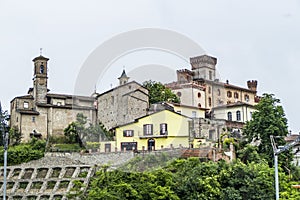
xmin=40 ymin=48 xmax=43 ymax=56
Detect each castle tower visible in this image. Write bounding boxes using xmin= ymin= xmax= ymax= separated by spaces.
xmin=190 ymin=55 xmax=217 ymax=81
xmin=247 ymin=80 xmax=258 ymax=91
xmin=118 ymin=69 xmax=129 ymax=85
xmin=32 ymin=55 xmax=49 ymax=103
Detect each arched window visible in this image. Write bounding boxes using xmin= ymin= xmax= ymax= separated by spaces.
xmin=217 ymin=89 xmax=221 ymax=96
xmin=227 ymin=112 xmax=232 ymax=121
xmin=234 ymin=92 xmax=239 ymax=99
xmin=198 ymin=92 xmax=201 ymax=98
xmin=208 ymin=97 xmax=212 ymax=107
xmin=236 ymin=110 xmax=241 ymax=121
xmin=208 ymin=86 xmax=211 ymax=94
xmin=198 ymin=103 xmax=201 ymax=108
xmin=177 ymin=92 xmax=182 ymax=97
xmin=244 ymin=94 xmax=249 ymax=102
xmin=227 ymin=91 xmax=232 ymax=98
xmin=40 ymin=65 xmax=44 ymax=74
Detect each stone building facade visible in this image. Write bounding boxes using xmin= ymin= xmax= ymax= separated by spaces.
xmin=97 ymin=70 xmax=149 ymax=130
xmin=10 ymin=55 xmax=97 ymax=141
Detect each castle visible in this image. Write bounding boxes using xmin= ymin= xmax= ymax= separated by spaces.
xmin=10 ymin=54 xmax=258 ymax=151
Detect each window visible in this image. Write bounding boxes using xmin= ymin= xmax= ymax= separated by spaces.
xmin=192 ymin=111 xmax=197 ymax=118
xmin=123 ymin=130 xmax=134 ymax=137
xmin=250 ymin=112 xmax=253 ymax=119
xmin=208 ymin=97 xmax=212 ymax=107
xmin=227 ymin=91 xmax=232 ymax=98
xmin=236 ymin=110 xmax=241 ymax=121
xmin=32 ymin=116 xmax=36 ymax=122
xmin=160 ymin=123 xmax=168 ymax=135
xmin=217 ymin=89 xmax=221 ymax=96
xmin=244 ymin=94 xmax=249 ymax=102
xmin=24 ymin=102 xmax=29 ymax=109
xmin=209 ymin=71 xmax=212 ymax=80
xmin=234 ymin=92 xmax=239 ymax=99
xmin=208 ymin=86 xmax=211 ymax=94
xmin=40 ymin=65 xmax=44 ymax=74
xmin=177 ymin=92 xmax=182 ymax=97
xmin=143 ymin=124 xmax=153 ymax=135
xmin=227 ymin=112 xmax=232 ymax=121
xmin=111 ymin=96 xmax=114 ymax=105
xmin=198 ymin=92 xmax=201 ymax=98
xmin=198 ymin=103 xmax=201 ymax=108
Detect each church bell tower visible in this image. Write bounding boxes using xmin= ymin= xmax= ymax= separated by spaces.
xmin=32 ymin=54 xmax=49 ymax=104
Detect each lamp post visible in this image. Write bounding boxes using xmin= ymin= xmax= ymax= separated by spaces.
xmin=270 ymin=135 xmax=300 ymax=200
xmin=2 ymin=131 xmax=8 ymax=200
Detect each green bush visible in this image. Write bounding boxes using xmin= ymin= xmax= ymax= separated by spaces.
xmin=0 ymin=139 xmax=46 ymax=166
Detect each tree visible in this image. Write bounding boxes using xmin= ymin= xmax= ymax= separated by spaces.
xmin=242 ymin=93 xmax=292 ymax=167
xmin=64 ymin=113 xmax=114 ymax=148
xmin=143 ymin=80 xmax=180 ymax=104
xmin=0 ymin=101 xmax=9 ymax=146
xmin=64 ymin=113 xmax=86 ymax=147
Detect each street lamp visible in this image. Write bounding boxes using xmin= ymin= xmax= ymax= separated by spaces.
xmin=270 ymin=135 xmax=300 ymax=200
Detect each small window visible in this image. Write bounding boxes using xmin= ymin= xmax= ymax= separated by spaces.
xmin=209 ymin=71 xmax=212 ymax=80
xmin=123 ymin=130 xmax=134 ymax=137
xmin=227 ymin=91 xmax=232 ymax=98
xmin=217 ymin=89 xmax=221 ymax=96
xmin=227 ymin=112 xmax=232 ymax=121
xmin=129 ymin=85 xmax=132 ymax=89
xmin=40 ymin=65 xmax=44 ymax=74
xmin=16 ymin=117 xmax=18 ymax=122
xmin=192 ymin=111 xmax=197 ymax=118
xmin=236 ymin=110 xmax=241 ymax=121
xmin=111 ymin=96 xmax=114 ymax=105
xmin=24 ymin=102 xmax=29 ymax=109
xmin=245 ymin=94 xmax=249 ymax=102
xmin=143 ymin=124 xmax=153 ymax=136
xmin=208 ymin=97 xmax=212 ymax=107
xmin=234 ymin=92 xmax=239 ymax=99
xmin=208 ymin=86 xmax=211 ymax=94
xmin=160 ymin=123 xmax=168 ymax=135
xmin=198 ymin=92 xmax=201 ymax=98
xmin=32 ymin=116 xmax=36 ymax=122
xmin=177 ymin=92 xmax=182 ymax=97
xmin=198 ymin=103 xmax=201 ymax=108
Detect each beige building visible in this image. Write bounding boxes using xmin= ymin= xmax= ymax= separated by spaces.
xmin=10 ymin=55 xmax=97 ymax=141
xmin=96 ymin=70 xmax=149 ymax=130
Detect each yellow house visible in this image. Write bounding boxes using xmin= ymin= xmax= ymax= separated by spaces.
xmin=167 ymin=103 xmax=206 ymax=118
xmin=115 ymin=109 xmax=192 ymax=151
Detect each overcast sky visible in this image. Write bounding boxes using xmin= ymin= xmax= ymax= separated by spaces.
xmin=1 ymin=0 xmax=300 ymax=132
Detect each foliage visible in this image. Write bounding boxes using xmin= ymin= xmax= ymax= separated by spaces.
xmin=64 ymin=113 xmax=114 ymax=148
xmin=9 ymin=126 xmax=22 ymax=146
xmin=242 ymin=93 xmax=292 ymax=167
xmin=119 ymin=152 xmax=176 ymax=172
xmin=143 ymin=80 xmax=180 ymax=104
xmin=237 ymin=144 xmax=262 ymax=164
xmin=64 ymin=113 xmax=86 ymax=147
xmin=85 ymin=158 xmax=299 ymax=199
xmin=50 ymin=143 xmax=83 ymax=152
xmin=0 ymin=139 xmax=46 ymax=166
xmin=0 ymin=101 xmax=9 ymax=146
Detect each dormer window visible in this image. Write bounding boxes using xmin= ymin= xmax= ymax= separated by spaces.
xmin=24 ymin=102 xmax=29 ymax=109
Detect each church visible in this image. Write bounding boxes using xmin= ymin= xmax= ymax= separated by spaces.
xmin=10 ymin=54 xmax=148 ymax=142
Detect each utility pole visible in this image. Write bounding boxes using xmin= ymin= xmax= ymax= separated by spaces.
xmin=270 ymin=135 xmax=300 ymax=200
